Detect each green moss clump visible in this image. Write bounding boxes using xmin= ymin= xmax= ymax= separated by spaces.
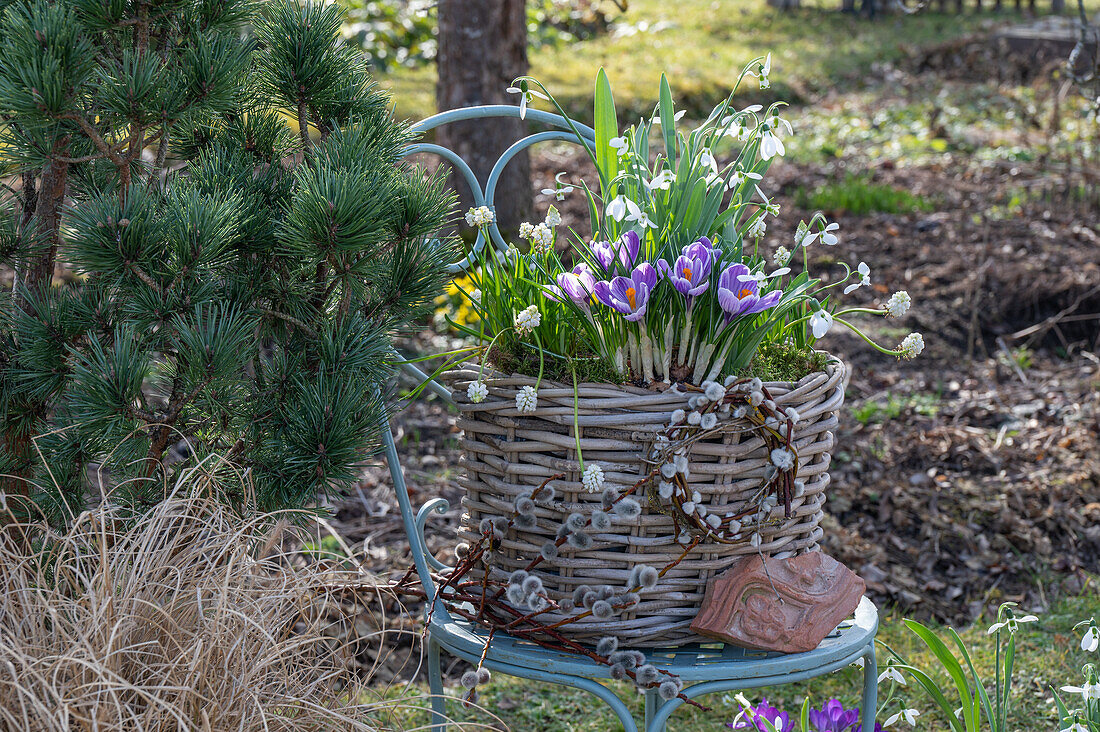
xmin=738 ymin=341 xmax=830 ymax=383
xmin=487 ymin=335 xmax=625 ymax=386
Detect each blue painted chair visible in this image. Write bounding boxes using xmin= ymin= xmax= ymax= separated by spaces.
xmin=383 ymin=105 xmax=879 ymax=732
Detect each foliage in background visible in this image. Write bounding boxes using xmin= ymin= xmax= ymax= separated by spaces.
xmin=0 ymin=0 xmax=455 ymax=522
xmin=794 ymin=173 xmax=937 ymax=215
xmin=341 ymin=0 xmax=621 ymax=72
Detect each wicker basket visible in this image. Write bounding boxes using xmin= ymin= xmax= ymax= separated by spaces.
xmin=446 ymin=358 xmax=847 ymax=647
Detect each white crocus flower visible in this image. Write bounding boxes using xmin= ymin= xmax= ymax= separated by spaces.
xmin=515 ymin=386 xmax=538 ymax=413
xmin=886 ymin=291 xmax=911 ymax=317
xmin=1082 ymin=625 xmax=1099 ymax=652
xmin=646 ymin=170 xmax=675 ymax=191
xmin=810 ymin=310 xmax=833 ymax=339
xmin=582 ymin=463 xmax=605 ymax=493
xmin=884 ymin=709 xmax=920 ymax=727
xmin=987 ymin=612 xmax=1037 ymax=634
xmin=1060 ymin=682 xmax=1100 ymax=701
xmin=609 ymin=136 xmax=630 ymax=157
xmin=467 ymin=381 xmax=488 ymax=404
xmin=878 ymin=667 xmax=907 ymax=686
xmin=843 ymin=262 xmax=871 ymax=294
xmin=760 ymin=126 xmax=785 ymax=160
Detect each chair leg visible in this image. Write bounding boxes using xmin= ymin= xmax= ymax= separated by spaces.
xmin=861 ymin=644 xmax=878 ymax=732
xmin=428 ymin=638 xmax=446 ymax=732
xmin=644 ymin=688 xmax=665 ymax=732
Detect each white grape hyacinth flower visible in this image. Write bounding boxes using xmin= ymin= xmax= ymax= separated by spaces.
xmin=886 ymin=290 xmax=911 ymax=317
xmin=467 ymin=381 xmax=488 ymax=404
xmin=515 ymin=386 xmax=538 ymax=413
xmin=529 ymin=223 xmax=554 ymax=253
xmin=746 ymin=217 xmax=767 ymax=240
xmin=514 ymin=304 xmax=541 ymax=335
xmin=519 ymin=222 xmax=535 ymax=239
xmin=545 ymin=206 xmax=562 ymax=227
xmin=464 ymin=206 xmax=494 ymax=227
xmin=773 ymin=245 xmax=792 ymax=268
xmin=582 ymin=463 xmax=606 ymax=493
xmin=899 ymin=332 xmax=925 ymax=359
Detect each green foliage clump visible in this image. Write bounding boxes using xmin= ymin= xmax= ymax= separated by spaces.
xmin=738 ymin=341 xmax=830 ymax=384
xmin=0 ymin=0 xmax=455 ymax=522
xmin=795 ymin=173 xmax=936 ymax=215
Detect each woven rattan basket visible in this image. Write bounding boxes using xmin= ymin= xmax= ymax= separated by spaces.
xmin=446 ymin=358 xmax=847 ymax=647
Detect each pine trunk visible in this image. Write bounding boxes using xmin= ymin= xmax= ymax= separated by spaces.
xmin=436 ymin=0 xmax=532 ymax=236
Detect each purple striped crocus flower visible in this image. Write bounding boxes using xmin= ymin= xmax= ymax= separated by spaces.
xmin=717 ymin=263 xmax=782 ymax=322
xmin=657 ymin=237 xmax=721 ymax=302
xmin=546 ymin=263 xmax=597 ymax=307
xmin=593 ymin=262 xmax=657 ymax=322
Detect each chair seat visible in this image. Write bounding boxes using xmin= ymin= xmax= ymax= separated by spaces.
xmin=429 ymin=596 xmax=878 ymax=682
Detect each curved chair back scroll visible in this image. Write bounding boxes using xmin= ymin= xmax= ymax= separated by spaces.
xmin=386 ymin=104 xmax=596 ymax=619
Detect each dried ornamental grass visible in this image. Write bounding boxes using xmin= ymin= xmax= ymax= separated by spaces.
xmin=0 ymin=482 xmax=445 ymax=732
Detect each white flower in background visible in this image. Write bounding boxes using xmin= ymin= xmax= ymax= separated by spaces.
xmin=727 ymin=168 xmax=762 ymax=192
xmin=506 ymin=243 xmax=520 ymax=258
xmin=646 ymin=170 xmax=676 ymax=191
xmin=652 ymin=109 xmax=686 ymax=125
xmin=844 ymin=262 xmax=871 ymax=294
xmin=515 ymin=385 xmax=538 ymax=413
xmin=746 ymin=217 xmax=767 ymax=239
xmin=770 ymin=112 xmax=794 ymax=138
xmin=632 ymin=209 xmax=656 ymax=229
xmin=465 ymin=206 xmax=494 ymax=227
xmin=1060 ymin=682 xmax=1100 ymax=701
xmin=755 ymin=53 xmax=771 ymax=90
xmin=1082 ymin=624 xmax=1099 ymax=652
xmin=514 ymin=304 xmax=541 ymax=334
xmin=519 ymin=222 xmax=535 ymax=239
xmin=582 ymin=463 xmax=606 ymax=493
xmin=821 ymin=222 xmax=840 ymax=246
xmin=609 ymin=136 xmax=630 ymax=157
xmin=760 ymin=126 xmax=785 ymax=160
xmin=878 ymin=667 xmax=907 ymax=686
xmin=1061 ymin=722 xmax=1089 ymax=732
xmin=541 ymin=172 xmax=575 ymax=201
xmin=899 ymin=332 xmax=925 ymax=359
xmin=470 ymin=288 xmax=481 ymax=305
xmin=810 ymin=310 xmax=833 ymax=339
xmin=987 ymin=611 xmax=1037 ymax=634
xmin=886 ymin=291 xmax=911 ymax=317
xmin=764 ymin=200 xmax=780 ymax=217
xmin=529 ymin=223 xmax=554 ymax=253
xmin=545 ymin=206 xmax=562 ymax=227
xmin=884 ymin=709 xmax=920 ymax=727
xmin=770 ymin=448 xmax=795 ymax=470
xmin=467 ymin=381 xmax=488 ymax=404
xmin=506 ymin=82 xmax=548 ymax=120
xmin=699 ymin=148 xmax=719 ymax=179
xmin=773 ymin=246 xmax=792 ymax=268
xmin=606 ymin=195 xmax=641 ymax=222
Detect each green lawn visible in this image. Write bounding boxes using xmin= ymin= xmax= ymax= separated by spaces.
xmin=375 ymin=589 xmax=1099 ymax=731
xmin=377 ymin=0 xmax=1020 ymax=122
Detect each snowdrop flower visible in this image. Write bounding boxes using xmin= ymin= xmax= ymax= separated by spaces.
xmin=515 ymin=385 xmax=538 ymax=413
xmin=506 ymin=82 xmax=548 ymax=119
xmin=652 ymin=109 xmax=686 ymax=124
xmin=1061 ymin=682 xmax=1100 ymax=701
xmin=899 ymin=332 xmax=925 ymax=359
xmin=770 ymin=448 xmax=795 ymax=470
xmin=605 ymin=195 xmax=641 ymax=223
xmin=582 ymin=463 xmax=606 ymax=493
xmin=886 ymin=291 xmax=911 ymax=317
xmin=727 ymin=167 xmax=762 ymax=191
xmin=884 ymin=709 xmax=920 ymax=727
xmin=773 ymin=246 xmax=791 ymax=268
xmin=698 ymin=148 xmax=719 ymax=180
xmin=760 ymin=125 xmax=784 ymax=160
xmin=987 ymin=611 xmax=1038 ymax=635
xmin=545 ymin=206 xmax=562 ymax=227
xmin=541 ymin=172 xmax=574 ymax=201
xmin=810 ymin=310 xmax=833 ymax=339
xmin=646 ymin=169 xmax=675 ymax=191
xmin=1081 ymin=623 xmax=1099 ymax=652
xmin=878 ymin=667 xmax=907 ymax=686
xmin=746 ymin=217 xmax=767 ymax=239
xmin=820 ymin=221 xmax=840 ymax=246
xmin=465 ymin=206 xmax=495 ymax=227
xmin=609 ymin=136 xmax=630 ymax=157
xmin=514 ymin=304 xmax=541 ymax=335
xmin=843 ymin=262 xmax=871 ymax=294
xmin=755 ymin=53 xmax=771 ymax=90
xmin=529 ymin=223 xmax=554 ymax=253
xmin=1061 ymin=722 xmax=1088 ymax=732
xmin=467 ymin=381 xmax=488 ymax=404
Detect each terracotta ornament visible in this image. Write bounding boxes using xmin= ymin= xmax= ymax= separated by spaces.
xmin=690 ymin=551 xmax=865 ymax=654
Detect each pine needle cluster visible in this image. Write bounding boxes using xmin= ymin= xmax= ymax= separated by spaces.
xmin=0 ymin=0 xmax=455 ymax=521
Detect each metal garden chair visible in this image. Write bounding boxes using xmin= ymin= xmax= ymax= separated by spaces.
xmin=384 ymin=104 xmax=880 ymax=732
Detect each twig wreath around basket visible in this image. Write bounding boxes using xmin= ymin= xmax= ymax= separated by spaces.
xmin=396 ymin=61 xmax=924 ymax=705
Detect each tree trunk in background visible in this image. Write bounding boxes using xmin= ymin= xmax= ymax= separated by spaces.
xmin=436 ymin=0 xmax=532 ymax=236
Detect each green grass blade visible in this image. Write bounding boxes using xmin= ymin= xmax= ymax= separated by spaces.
xmin=904 ymin=619 xmax=975 ymax=712
xmin=948 ymin=628 xmax=995 ymax=731
xmin=897 ymin=664 xmax=968 ymax=732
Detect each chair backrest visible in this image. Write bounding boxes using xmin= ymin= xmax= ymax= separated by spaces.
xmin=387 ymin=104 xmax=595 ymax=610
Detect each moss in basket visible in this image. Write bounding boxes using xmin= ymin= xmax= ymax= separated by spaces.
xmin=488 ymin=336 xmax=626 ymax=385
xmin=738 ymin=342 xmax=830 ymax=384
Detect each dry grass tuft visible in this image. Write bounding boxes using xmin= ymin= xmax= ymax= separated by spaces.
xmin=0 ymin=470 xmax=437 ymax=731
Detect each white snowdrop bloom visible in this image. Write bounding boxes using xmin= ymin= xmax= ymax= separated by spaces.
xmin=878 ymin=667 xmax=907 ymax=686
xmin=542 ymin=172 xmax=574 ymax=201
xmin=886 ymin=291 xmax=911 ymax=318
xmin=770 ymin=448 xmax=795 ymax=471
xmin=1082 ymin=625 xmax=1099 ymax=652
xmin=515 ymin=386 xmax=538 ymax=413
xmin=899 ymin=332 xmax=925 ymax=359
xmin=764 ymin=201 xmax=780 ymax=217
xmin=795 ymin=222 xmax=817 ymax=249
xmin=760 ymin=128 xmax=784 ymax=160
xmin=701 ymin=413 xmax=718 ymax=430
xmin=698 ymin=148 xmax=719 ymax=179
xmin=544 ymin=206 xmax=562 ymax=227
xmin=646 ymin=170 xmax=676 ymax=191
xmin=1061 ymin=682 xmax=1100 ymax=701
xmin=884 ymin=709 xmax=920 ymax=727
xmin=1061 ymin=723 xmax=1089 ymax=732
xmin=652 ymin=109 xmax=686 ymax=125
xmin=687 ymin=411 xmax=702 ymax=426
xmin=746 ymin=217 xmax=767 ymax=240
xmin=529 ymin=223 xmax=554 ymax=253
xmin=519 ymin=222 xmax=535 ymax=239
xmin=703 ymin=381 xmax=724 ymax=401
xmin=609 ymin=136 xmax=630 ymax=156
xmin=773 ymin=245 xmax=792 ymax=268
xmin=851 ymin=657 xmax=866 ymax=668
xmin=514 ymin=304 xmax=541 ymax=335
xmin=820 ymin=222 xmax=840 ymax=246
xmin=810 ymin=310 xmax=834 ymax=339
xmin=632 ymin=209 xmax=656 ymax=229
xmin=506 ymin=83 xmax=547 ymax=120
xmin=605 ymin=196 xmax=641 ymax=223
xmin=987 ymin=612 xmax=1038 ymax=634
xmin=582 ymin=463 xmax=606 ymax=493
xmin=755 ymin=53 xmax=772 ymax=89
xmin=467 ymin=381 xmax=488 ymax=403
xmin=843 ymin=262 xmax=871 ymax=295
xmin=464 ymin=206 xmax=495 ymax=227
xmin=726 ymin=168 xmax=762 ymax=191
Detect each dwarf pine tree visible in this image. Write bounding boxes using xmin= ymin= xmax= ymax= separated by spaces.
xmin=0 ymin=0 xmax=454 ymax=521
